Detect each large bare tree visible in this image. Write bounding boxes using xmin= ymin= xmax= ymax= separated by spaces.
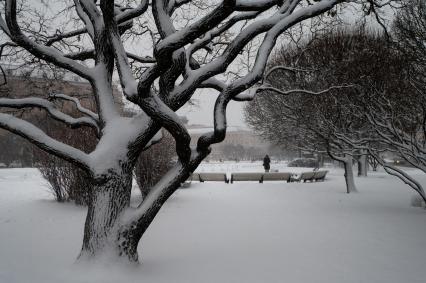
xmin=0 ymin=0 xmax=398 ymax=263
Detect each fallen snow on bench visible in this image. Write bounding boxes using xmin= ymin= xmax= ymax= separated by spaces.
xmin=1 ymin=165 xmax=426 ymax=283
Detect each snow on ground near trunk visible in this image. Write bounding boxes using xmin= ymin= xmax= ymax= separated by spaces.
xmin=1 ymin=165 xmax=426 ymax=283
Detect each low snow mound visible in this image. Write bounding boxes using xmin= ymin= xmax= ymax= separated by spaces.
xmin=410 ymin=195 xmax=426 ymax=208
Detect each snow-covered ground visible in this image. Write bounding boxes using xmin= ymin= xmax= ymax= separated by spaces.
xmin=1 ymin=164 xmax=426 ymax=283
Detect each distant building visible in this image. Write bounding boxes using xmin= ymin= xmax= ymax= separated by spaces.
xmin=188 ymin=125 xmax=273 ymax=161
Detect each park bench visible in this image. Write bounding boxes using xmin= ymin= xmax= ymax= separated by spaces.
xmin=313 ymin=170 xmax=328 ymax=182
xmin=230 ymin=172 xmax=264 ymax=183
xmin=199 ymin=173 xmax=229 ymax=183
xmin=188 ymin=172 xmax=228 ymax=183
xmin=187 ymin=173 xmax=202 ymax=182
xmin=184 ymin=172 xmax=229 ymax=186
xmin=262 ymin=172 xmax=292 ymax=182
xmin=187 ymin=170 xmax=328 ymax=185
xmin=291 ymin=170 xmax=328 ymax=182
xmin=291 ymin=171 xmax=316 ymax=182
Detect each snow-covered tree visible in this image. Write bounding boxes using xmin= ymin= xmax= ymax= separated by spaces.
xmin=393 ymin=0 xmax=426 ymax=95
xmin=0 ymin=0 xmax=399 ymax=263
xmin=360 ymin=82 xmax=426 ymax=202
xmin=338 ymin=1 xmax=426 ymax=202
xmin=245 ymin=28 xmax=402 ymax=194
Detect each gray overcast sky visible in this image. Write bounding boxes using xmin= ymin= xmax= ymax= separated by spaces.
xmin=177 ymin=89 xmax=248 ymax=128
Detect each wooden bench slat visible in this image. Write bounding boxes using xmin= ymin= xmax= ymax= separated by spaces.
xmin=230 ymin=172 xmax=264 ymax=183
xmin=199 ymin=173 xmax=229 ymax=183
xmin=262 ymin=172 xmax=292 ymax=182
xmin=313 ymin=170 xmax=328 ymax=181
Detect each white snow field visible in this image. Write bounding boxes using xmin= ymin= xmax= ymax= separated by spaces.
xmin=1 ymin=163 xmax=426 ymax=283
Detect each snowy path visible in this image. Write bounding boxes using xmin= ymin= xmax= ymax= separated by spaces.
xmin=1 ymin=167 xmax=426 ymax=283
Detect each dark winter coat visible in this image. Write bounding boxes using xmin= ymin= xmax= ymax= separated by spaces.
xmin=263 ymin=155 xmax=271 ymax=170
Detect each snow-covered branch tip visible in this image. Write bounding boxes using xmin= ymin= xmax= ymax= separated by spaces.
xmin=0 ymin=97 xmax=100 ymax=133
xmin=3 ymin=0 xmax=93 ymax=80
xmin=257 ymin=84 xmax=355 ymax=96
xmin=48 ymin=93 xmax=100 ymax=123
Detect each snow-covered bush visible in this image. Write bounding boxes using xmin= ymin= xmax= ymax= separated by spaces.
xmin=288 ymin=158 xmax=319 ymax=168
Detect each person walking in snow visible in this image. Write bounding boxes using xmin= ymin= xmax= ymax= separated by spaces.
xmin=263 ymin=154 xmax=271 ymax=172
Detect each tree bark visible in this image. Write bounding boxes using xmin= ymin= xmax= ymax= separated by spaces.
xmin=357 ymin=151 xmax=368 ymax=177
xmin=344 ymin=155 xmax=357 ymax=193
xmin=78 ymin=166 xmax=137 ymax=262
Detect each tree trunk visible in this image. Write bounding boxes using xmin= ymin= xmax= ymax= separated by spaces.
xmin=344 ymin=156 xmax=357 ymax=193
xmin=368 ymin=156 xmax=379 ymax=171
xmin=318 ymin=154 xmax=324 ymax=167
xmin=78 ymin=167 xmax=137 ymax=262
xmin=357 ymin=151 xmax=368 ymax=177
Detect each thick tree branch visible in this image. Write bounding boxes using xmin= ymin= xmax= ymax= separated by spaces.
xmin=49 ymin=93 xmax=99 ymax=123
xmin=0 ymin=97 xmax=99 ymax=132
xmin=0 ymin=113 xmax=90 ymax=170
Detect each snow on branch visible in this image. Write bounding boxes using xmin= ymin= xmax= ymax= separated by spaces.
xmin=154 ymin=0 xmax=237 ymax=64
xmin=139 ymin=94 xmax=192 ymax=163
xmin=64 ymin=49 xmax=156 ymax=64
xmin=60 ymin=0 xmax=148 ymax=46
xmin=184 ymin=11 xmax=260 ymax=73
xmin=0 ymin=113 xmax=90 ymax=170
xmin=115 ymin=0 xmax=149 ymax=23
xmin=167 ymin=0 xmax=192 ymax=14
xmin=200 ymin=78 xmax=228 ymax=93
xmin=0 ymin=97 xmax=100 ymax=132
xmin=264 ymin=65 xmax=315 ymax=81
xmin=191 ymin=0 xmax=340 ymax=152
xmin=173 ymin=0 xmax=339 ymax=104
xmin=257 ymin=84 xmax=355 ymax=96
xmin=77 ymin=0 xmax=102 ymax=29
xmin=48 ymin=93 xmax=99 ymax=123
xmin=100 ymin=0 xmax=138 ymax=100
xmin=369 ymin=150 xmax=426 ymax=201
xmin=235 ymin=0 xmax=281 ymax=10
xmin=0 ymin=14 xmax=11 ymax=37
xmin=73 ymin=0 xmax=95 ymax=40
xmin=45 ymin=28 xmax=87 ymax=46
xmin=2 ymin=0 xmax=93 ymax=81
xmin=366 ymin=113 xmax=426 ymax=164
xmin=126 ymin=53 xmax=156 ymax=64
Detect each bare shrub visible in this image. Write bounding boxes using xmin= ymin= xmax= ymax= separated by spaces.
xmin=35 ymin=122 xmax=96 ymax=205
xmin=134 ymin=133 xmax=176 ymax=200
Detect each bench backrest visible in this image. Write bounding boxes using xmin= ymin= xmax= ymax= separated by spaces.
xmin=313 ymin=170 xmax=328 ymax=179
xmin=262 ymin=172 xmax=291 ymax=181
xmin=231 ymin=172 xmax=264 ymax=182
xmin=300 ymin=171 xmax=316 ymax=180
xmin=199 ymin=173 xmax=228 ymax=182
